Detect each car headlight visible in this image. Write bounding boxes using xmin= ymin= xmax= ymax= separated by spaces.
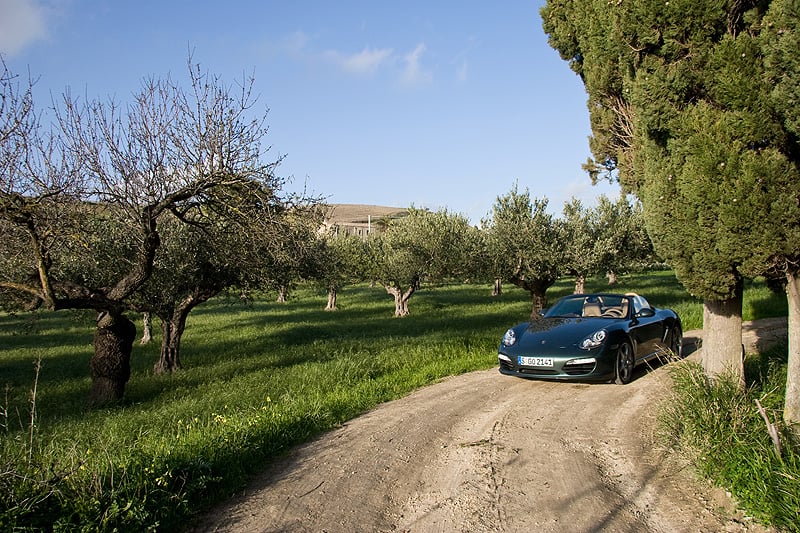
xmin=502 ymin=329 xmax=516 ymax=347
xmin=579 ymin=329 xmax=607 ymax=350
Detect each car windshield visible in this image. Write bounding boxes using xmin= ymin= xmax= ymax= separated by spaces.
xmin=544 ymin=294 xmax=629 ymax=319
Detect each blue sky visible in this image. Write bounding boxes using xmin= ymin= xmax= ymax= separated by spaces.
xmin=1 ymin=0 xmax=620 ymax=224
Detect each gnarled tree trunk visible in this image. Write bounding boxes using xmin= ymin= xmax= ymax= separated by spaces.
xmin=276 ymin=286 xmax=289 ymax=303
xmin=701 ymin=281 xmax=744 ymax=388
xmin=385 ymin=284 xmax=416 ymax=317
xmin=784 ymin=270 xmax=800 ymax=428
xmin=140 ymin=312 xmax=153 ymax=344
xmin=492 ymin=278 xmax=502 ymax=297
xmin=154 ymin=312 xmax=186 ymax=374
xmin=574 ymin=274 xmax=586 ymax=294
xmin=529 ymin=289 xmax=548 ymax=321
xmin=153 ymin=293 xmax=212 ymax=374
xmin=325 ymin=286 xmax=338 ymax=311
xmin=511 ymin=276 xmax=554 ymax=321
xmin=90 ymin=312 xmax=136 ymax=406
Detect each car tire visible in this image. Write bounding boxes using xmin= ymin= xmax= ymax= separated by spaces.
xmin=669 ymin=325 xmax=683 ymax=358
xmin=615 ymin=340 xmax=634 ymax=385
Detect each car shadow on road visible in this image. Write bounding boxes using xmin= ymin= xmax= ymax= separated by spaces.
xmin=682 ymin=335 xmax=702 ymax=357
xmin=631 ymin=336 xmax=701 ymax=383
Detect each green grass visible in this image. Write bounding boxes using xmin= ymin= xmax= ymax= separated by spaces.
xmin=0 ymin=272 xmax=790 ymax=530
xmin=659 ymin=350 xmax=799 ymax=531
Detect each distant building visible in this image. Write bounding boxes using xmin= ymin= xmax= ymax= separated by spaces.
xmin=321 ymin=204 xmax=408 ymax=239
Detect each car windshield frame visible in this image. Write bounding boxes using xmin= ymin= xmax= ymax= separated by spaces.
xmin=543 ymin=294 xmax=631 ymax=319
xmin=628 ymin=293 xmax=655 ymax=316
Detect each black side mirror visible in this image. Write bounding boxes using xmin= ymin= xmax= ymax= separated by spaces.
xmin=636 ymin=308 xmax=656 ymax=318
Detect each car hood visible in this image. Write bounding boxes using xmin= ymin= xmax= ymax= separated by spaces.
xmin=509 ymin=317 xmax=612 ymax=352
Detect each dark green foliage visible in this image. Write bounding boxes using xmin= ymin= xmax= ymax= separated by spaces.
xmin=542 ymin=0 xmax=800 ymax=300
xmin=634 ymin=27 xmax=797 ymax=298
xmin=763 ymin=0 xmax=800 ymax=140
xmin=542 ymin=0 xmax=800 ymax=400
xmin=640 ymin=100 xmax=793 ymax=298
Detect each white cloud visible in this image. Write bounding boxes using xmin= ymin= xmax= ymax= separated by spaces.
xmin=284 ymin=31 xmax=311 ymax=55
xmin=324 ymin=46 xmax=393 ymax=75
xmin=456 ymin=59 xmax=468 ymax=83
xmin=0 ymin=0 xmax=47 ymax=56
xmin=452 ymin=37 xmax=479 ymax=85
xmin=401 ymin=42 xmax=432 ymax=85
xmin=288 ymin=36 xmax=433 ymax=84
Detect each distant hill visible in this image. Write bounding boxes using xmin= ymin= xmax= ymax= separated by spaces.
xmin=321 ymin=204 xmax=408 ymax=238
xmin=322 ymin=204 xmax=408 ymax=225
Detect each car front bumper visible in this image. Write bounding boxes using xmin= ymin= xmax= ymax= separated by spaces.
xmin=497 ymin=351 xmax=616 ymax=382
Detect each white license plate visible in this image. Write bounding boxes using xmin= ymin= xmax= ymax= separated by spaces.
xmin=518 ymin=356 xmax=554 ymax=367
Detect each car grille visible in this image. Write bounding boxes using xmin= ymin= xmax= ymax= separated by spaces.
xmin=518 ymin=367 xmax=558 ymax=375
xmin=564 ymin=362 xmax=595 ymax=375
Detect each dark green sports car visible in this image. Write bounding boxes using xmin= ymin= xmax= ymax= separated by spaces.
xmin=498 ymin=293 xmax=682 ymax=384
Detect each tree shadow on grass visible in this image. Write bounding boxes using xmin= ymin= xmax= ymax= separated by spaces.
xmin=0 ymin=285 xmax=525 ymax=425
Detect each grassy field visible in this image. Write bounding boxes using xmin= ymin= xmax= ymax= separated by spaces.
xmin=0 ymin=271 xmax=791 ymax=530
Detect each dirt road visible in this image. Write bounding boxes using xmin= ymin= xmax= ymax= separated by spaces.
xmin=197 ymin=319 xmax=786 ymax=532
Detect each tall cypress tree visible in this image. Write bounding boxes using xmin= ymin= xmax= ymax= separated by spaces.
xmin=761 ymin=0 xmax=800 ymax=427
xmin=543 ymin=0 xmax=800 ymax=425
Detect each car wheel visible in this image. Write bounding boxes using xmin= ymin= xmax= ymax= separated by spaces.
xmin=615 ymin=340 xmax=634 ymax=385
xmin=669 ymin=325 xmax=683 ymax=358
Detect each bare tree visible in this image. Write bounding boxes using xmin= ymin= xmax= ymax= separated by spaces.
xmin=0 ymin=59 xmax=284 ymax=404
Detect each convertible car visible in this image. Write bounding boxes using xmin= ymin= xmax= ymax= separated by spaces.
xmin=498 ymin=293 xmax=682 ymax=384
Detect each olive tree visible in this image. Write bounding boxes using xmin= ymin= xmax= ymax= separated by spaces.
xmin=259 ymin=204 xmax=324 ymax=304
xmin=312 ymin=230 xmax=370 ymax=311
xmin=594 ymin=195 xmax=654 ymax=284
xmin=367 ymin=207 xmax=472 ymax=317
xmin=561 ymin=198 xmax=602 ymax=294
xmin=129 ymin=180 xmax=300 ymax=374
xmin=482 ymin=185 xmax=561 ymax=319
xmin=562 ymin=195 xmax=654 ymax=291
xmin=130 ymin=214 xmax=235 ymax=373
